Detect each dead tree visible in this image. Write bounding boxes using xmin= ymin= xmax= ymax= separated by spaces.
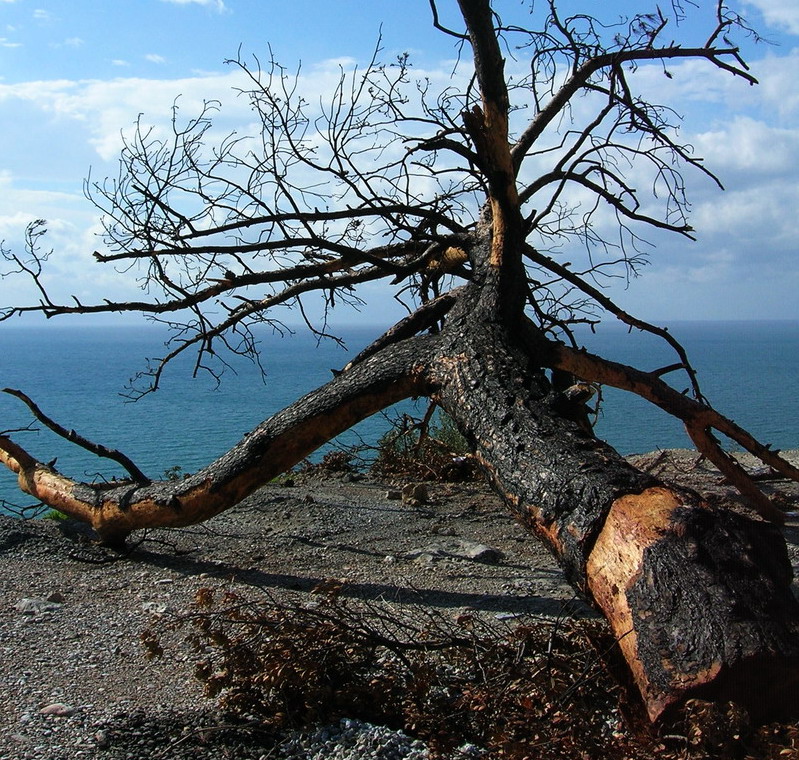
xmin=1 ymin=0 xmax=798 ymax=722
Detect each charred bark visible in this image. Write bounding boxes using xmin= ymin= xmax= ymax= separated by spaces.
xmin=427 ymin=289 xmax=799 ymax=721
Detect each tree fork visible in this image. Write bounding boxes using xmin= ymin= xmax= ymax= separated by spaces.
xmin=546 ymin=338 xmax=799 ymax=522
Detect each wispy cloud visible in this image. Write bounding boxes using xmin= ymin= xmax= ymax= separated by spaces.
xmin=0 ymin=38 xmax=21 ymax=48
xmin=159 ymin=0 xmax=227 ymax=12
xmin=145 ymin=53 xmax=167 ymax=64
xmin=33 ymin=9 xmax=52 ymax=21
xmin=0 ymin=69 xmax=253 ymax=160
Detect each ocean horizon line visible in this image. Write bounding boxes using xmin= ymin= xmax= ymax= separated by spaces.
xmin=1 ymin=316 xmax=797 ymax=331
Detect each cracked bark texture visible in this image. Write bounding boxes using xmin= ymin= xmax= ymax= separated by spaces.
xmin=428 ymin=286 xmax=799 ymax=721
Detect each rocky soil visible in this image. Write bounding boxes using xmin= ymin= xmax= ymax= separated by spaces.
xmin=1 ymin=450 xmax=797 ymax=759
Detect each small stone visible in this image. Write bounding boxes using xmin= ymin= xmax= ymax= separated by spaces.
xmin=15 ymin=597 xmax=62 ymax=615
xmin=153 ymin=578 xmax=173 ymax=585
xmin=46 ymin=592 xmax=65 ymax=603
xmin=403 ymin=546 xmax=445 ymax=561
xmin=460 ymin=541 xmax=504 ymax=564
xmin=141 ymin=601 xmax=168 ymax=614
xmin=39 ymin=702 xmax=77 ymax=717
xmin=402 ymin=483 xmax=428 ymax=504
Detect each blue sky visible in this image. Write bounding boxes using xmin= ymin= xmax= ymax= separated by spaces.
xmin=0 ymin=0 xmax=798 ymax=325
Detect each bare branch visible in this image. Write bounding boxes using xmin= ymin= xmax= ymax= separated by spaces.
xmin=512 ymin=45 xmax=756 ymax=170
xmin=545 ymin=340 xmax=798 ymax=522
xmin=2 ymin=388 xmax=150 ymax=484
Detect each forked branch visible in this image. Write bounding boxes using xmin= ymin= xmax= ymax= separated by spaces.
xmin=545 ymin=340 xmax=799 ymax=523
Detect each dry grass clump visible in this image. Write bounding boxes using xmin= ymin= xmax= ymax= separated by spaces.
xmin=141 ymin=585 xmax=799 ymax=759
xmin=370 ymin=409 xmax=481 ymax=483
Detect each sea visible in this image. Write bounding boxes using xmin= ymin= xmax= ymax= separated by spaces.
xmin=0 ymin=320 xmax=797 ymax=512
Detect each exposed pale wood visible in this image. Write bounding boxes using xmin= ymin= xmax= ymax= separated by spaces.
xmin=589 ymin=487 xmax=799 ymax=721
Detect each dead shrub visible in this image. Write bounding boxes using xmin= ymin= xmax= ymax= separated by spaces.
xmin=371 ymin=408 xmax=481 ymax=483
xmin=155 ymin=587 xmax=648 ymax=758
xmin=143 ymin=587 xmax=799 ymax=759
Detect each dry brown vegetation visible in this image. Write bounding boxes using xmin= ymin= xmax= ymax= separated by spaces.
xmin=142 ymin=584 xmax=799 ymax=760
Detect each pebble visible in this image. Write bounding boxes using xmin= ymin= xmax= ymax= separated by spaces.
xmin=141 ymin=601 xmax=169 ymax=614
xmin=277 ymin=717 xmax=487 ymax=759
xmin=402 ymin=540 xmax=504 ymax=565
xmin=401 ymin=483 xmax=428 ymax=504
xmin=39 ymin=703 xmax=78 ymax=717
xmin=14 ymin=597 xmax=63 ymax=615
xmin=460 ymin=542 xmax=504 ymax=564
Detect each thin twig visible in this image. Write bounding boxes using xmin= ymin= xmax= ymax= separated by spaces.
xmin=2 ymin=388 xmax=151 ymax=484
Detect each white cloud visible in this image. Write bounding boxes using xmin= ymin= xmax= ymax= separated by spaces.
xmin=622 ymin=49 xmax=792 ymax=124
xmin=33 ymin=9 xmax=52 ymax=21
xmin=747 ymin=49 xmax=799 ymax=120
xmin=145 ymin=54 xmax=166 ymax=64
xmin=0 ymin=173 xmax=143 ymax=306
xmin=0 ymin=38 xmax=21 ymax=48
xmin=111 ymin=60 xmax=130 ymax=68
xmin=601 ymin=98 xmax=799 ymax=319
xmin=62 ymin=37 xmax=84 ymax=49
xmin=0 ymin=49 xmax=796 ymax=321
xmin=159 ymin=0 xmax=227 ymax=11
xmin=0 ymin=56 xmax=417 ymax=163
xmin=691 ymin=116 xmax=799 ymax=178
xmin=0 ymin=71 xmax=253 ymax=160
xmin=743 ymin=0 xmax=799 ymax=35
xmin=512 ymin=48 xmax=799 ymax=320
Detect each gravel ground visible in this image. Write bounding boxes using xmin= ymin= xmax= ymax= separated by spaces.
xmin=1 ymin=451 xmax=798 ymax=759
xmin=0 ymin=475 xmax=585 ymax=759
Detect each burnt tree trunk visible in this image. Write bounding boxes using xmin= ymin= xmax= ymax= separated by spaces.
xmin=2 ymin=0 xmax=798 ymax=725
xmin=426 ymin=286 xmax=799 ymax=721
xmin=3 ymin=285 xmax=799 ymax=720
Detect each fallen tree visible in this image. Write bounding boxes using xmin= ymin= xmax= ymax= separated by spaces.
xmin=2 ymin=0 xmax=798 ymax=723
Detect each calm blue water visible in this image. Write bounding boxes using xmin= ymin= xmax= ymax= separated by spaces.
xmin=0 ymin=320 xmax=797 ymax=510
